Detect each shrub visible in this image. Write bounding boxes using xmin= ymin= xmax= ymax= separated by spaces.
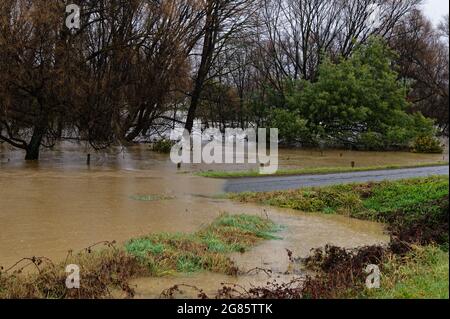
xmin=151 ymin=139 xmax=175 ymax=153
xmin=385 ymin=126 xmax=414 ymax=149
xmin=357 ymin=131 xmax=386 ymax=150
xmin=269 ymin=109 xmax=311 ymax=145
xmin=411 ymin=135 xmax=443 ymax=154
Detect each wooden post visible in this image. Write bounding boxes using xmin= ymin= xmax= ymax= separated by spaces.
xmin=87 ymin=154 xmax=91 ymax=166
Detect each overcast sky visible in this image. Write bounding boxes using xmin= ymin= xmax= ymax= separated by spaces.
xmin=422 ymin=0 xmax=449 ymax=25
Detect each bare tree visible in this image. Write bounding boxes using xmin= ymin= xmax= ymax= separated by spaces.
xmin=438 ymin=14 xmax=449 ymax=40
xmin=0 ymin=0 xmax=71 ymax=159
xmin=390 ymin=10 xmax=449 ymax=134
xmin=184 ymin=0 xmax=258 ymax=133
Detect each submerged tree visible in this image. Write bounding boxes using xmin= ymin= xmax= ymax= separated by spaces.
xmin=0 ymin=0 xmax=205 ymax=159
xmin=0 ymin=0 xmax=71 ymax=160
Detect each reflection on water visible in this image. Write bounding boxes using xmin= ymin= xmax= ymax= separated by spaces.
xmin=2 ymin=142 xmax=439 ymax=296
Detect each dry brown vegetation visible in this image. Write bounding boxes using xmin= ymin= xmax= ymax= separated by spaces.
xmin=0 ymin=243 xmax=147 ymax=299
xmin=0 ymin=214 xmax=279 ymax=299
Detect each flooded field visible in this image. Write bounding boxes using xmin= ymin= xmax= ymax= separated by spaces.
xmin=1 ymin=142 xmax=445 ymax=296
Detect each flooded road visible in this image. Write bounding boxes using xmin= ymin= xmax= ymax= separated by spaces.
xmin=1 ymin=142 xmax=444 ymax=296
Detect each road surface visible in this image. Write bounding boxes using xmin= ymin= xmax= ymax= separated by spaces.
xmin=223 ymin=165 xmax=449 ymax=193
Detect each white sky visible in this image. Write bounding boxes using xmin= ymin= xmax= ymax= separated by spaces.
xmin=422 ymin=0 xmax=449 ymax=25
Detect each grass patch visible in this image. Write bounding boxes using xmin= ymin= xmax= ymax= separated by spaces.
xmin=298 ymin=244 xmax=449 ymax=299
xmin=366 ymin=246 xmax=449 ymax=299
xmin=0 ymin=214 xmax=280 ymax=299
xmin=125 ymin=214 xmax=280 ymax=276
xmin=197 ymin=162 xmax=449 ymax=179
xmin=228 ymin=176 xmax=449 ymax=299
xmin=360 ymin=178 xmax=448 ymax=219
xmin=233 ymin=176 xmax=449 ymax=248
xmin=232 ymin=184 xmax=362 ymax=214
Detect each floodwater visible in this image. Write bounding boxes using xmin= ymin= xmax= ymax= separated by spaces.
xmin=130 ymin=208 xmax=386 ymax=298
xmin=179 ymin=145 xmax=448 ymax=174
xmin=0 ymin=142 xmax=445 ymax=297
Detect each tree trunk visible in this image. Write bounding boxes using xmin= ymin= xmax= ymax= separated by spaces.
xmin=185 ymin=2 xmax=218 ymax=133
xmin=185 ymin=86 xmax=203 ymax=133
xmin=25 ymin=125 xmax=45 ymax=161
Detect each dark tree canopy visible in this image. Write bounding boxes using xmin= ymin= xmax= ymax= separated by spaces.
xmin=0 ymin=0 xmax=447 ymax=159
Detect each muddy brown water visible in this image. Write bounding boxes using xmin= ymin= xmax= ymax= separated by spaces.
xmin=1 ymin=143 xmax=446 ymax=298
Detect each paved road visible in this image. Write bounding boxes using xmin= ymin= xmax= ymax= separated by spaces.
xmin=224 ymin=165 xmax=449 ymax=193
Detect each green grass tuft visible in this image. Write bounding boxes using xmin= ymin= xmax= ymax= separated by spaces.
xmin=366 ymin=246 xmax=449 ymax=299
xmin=125 ymin=214 xmax=281 ymax=275
xmin=362 ymin=178 xmax=449 ymax=215
xmin=197 ymin=162 xmax=449 ymax=179
xmin=233 ymin=176 xmax=449 ymax=221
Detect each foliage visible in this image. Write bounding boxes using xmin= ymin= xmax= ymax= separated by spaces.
xmin=245 ymin=86 xmax=287 ymax=128
xmin=0 ymin=243 xmax=148 ymax=299
xmin=281 ymin=38 xmax=440 ymax=150
xmin=392 ymin=11 xmax=449 ymax=135
xmin=2 ymin=2 xmax=447 ymax=161
xmin=357 ymin=131 xmax=386 ymax=150
xmin=197 ymin=82 xmax=241 ymax=128
xmin=268 ymin=109 xmax=311 ymax=145
xmin=411 ymin=135 xmax=444 ymax=154
xmin=366 ymin=246 xmax=449 ymax=299
xmin=300 ymin=244 xmax=448 ymax=299
xmin=151 ymin=139 xmax=175 ymax=154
